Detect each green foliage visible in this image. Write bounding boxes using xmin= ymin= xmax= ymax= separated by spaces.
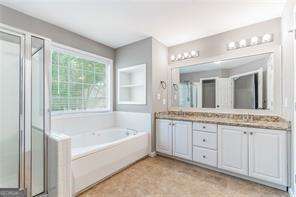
xmin=51 ymin=51 xmax=107 ymax=111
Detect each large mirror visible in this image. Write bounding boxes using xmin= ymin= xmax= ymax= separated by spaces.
xmin=171 ymin=53 xmax=274 ymax=110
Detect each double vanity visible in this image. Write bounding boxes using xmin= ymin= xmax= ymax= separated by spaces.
xmin=155 ymin=111 xmax=290 ymax=190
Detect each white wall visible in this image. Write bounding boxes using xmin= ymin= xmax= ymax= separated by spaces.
xmin=51 ymin=112 xmax=151 ymax=136
xmin=51 ymin=113 xmax=116 ymax=136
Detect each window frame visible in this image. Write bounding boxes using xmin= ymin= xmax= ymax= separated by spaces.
xmin=50 ymin=43 xmax=113 ymax=115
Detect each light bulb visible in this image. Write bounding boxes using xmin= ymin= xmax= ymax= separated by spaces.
xmin=170 ymin=55 xmax=176 ymax=61
xmin=250 ymin=36 xmax=259 ymax=45
xmin=239 ymin=39 xmax=247 ymax=47
xmin=177 ymin=54 xmax=182 ymax=60
xmin=262 ymin=34 xmax=272 ymax=43
xmin=183 ymin=52 xmax=189 ymax=58
xmin=190 ymin=50 xmax=197 ymax=57
xmin=228 ymin=42 xmax=236 ymax=50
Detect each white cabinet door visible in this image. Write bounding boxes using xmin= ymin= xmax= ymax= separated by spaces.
xmin=156 ymin=119 xmax=173 ymax=155
xmin=218 ymin=125 xmax=248 ymax=175
xmin=249 ymin=129 xmax=287 ymax=185
xmin=173 ymin=121 xmax=192 ymax=160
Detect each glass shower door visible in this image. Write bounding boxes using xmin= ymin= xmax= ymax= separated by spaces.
xmin=31 ymin=36 xmax=45 ymax=196
xmin=0 ymin=30 xmax=23 ymax=188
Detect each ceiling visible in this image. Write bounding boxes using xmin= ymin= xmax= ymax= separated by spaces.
xmin=0 ymin=0 xmax=286 ymax=48
xmin=180 ymin=53 xmax=270 ymax=73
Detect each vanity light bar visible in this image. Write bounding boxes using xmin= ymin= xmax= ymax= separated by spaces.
xmin=170 ymin=50 xmax=199 ymax=62
xmin=227 ymin=33 xmax=273 ymax=50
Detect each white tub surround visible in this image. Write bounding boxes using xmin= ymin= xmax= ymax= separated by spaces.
xmin=51 ymin=111 xmax=151 ymax=195
xmin=48 ymin=133 xmax=71 ymax=197
xmin=71 ymin=128 xmax=149 ymax=194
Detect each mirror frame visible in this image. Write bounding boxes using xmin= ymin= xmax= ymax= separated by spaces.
xmin=168 ymin=45 xmax=282 ymax=115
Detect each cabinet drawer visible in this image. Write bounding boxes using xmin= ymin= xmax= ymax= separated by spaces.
xmin=193 ymin=123 xmax=217 ymax=133
xmin=193 ymin=131 xmax=217 ymax=150
xmin=193 ymin=147 xmax=217 ymax=167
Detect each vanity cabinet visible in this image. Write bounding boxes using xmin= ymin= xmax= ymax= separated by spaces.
xmin=218 ymin=126 xmax=248 ymax=175
xmin=249 ymin=128 xmax=287 ymax=185
xmin=156 ymin=119 xmax=173 ymax=155
xmin=218 ymin=125 xmax=287 ymax=186
xmin=156 ymin=119 xmax=192 ymax=160
xmin=192 ymin=123 xmax=218 ymax=167
xmin=173 ymin=121 xmax=192 ymax=160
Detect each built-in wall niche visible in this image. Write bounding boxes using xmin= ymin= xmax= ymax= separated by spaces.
xmin=117 ymin=64 xmax=146 ymax=105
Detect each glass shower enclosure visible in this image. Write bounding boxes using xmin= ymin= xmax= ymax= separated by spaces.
xmin=0 ymin=24 xmax=50 ymax=196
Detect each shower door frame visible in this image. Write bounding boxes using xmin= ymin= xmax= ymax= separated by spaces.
xmin=0 ymin=23 xmax=51 ymax=197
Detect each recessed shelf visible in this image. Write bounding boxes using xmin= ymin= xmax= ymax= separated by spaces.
xmin=117 ymin=64 xmax=146 ymax=105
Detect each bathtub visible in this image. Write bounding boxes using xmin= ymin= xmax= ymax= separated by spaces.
xmin=71 ymin=127 xmax=149 ymax=194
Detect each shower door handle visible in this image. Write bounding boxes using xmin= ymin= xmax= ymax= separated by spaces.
xmin=19 ymin=57 xmax=24 ymax=115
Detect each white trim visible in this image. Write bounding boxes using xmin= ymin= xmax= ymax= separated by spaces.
xmin=149 ymin=152 xmax=157 ymax=157
xmin=289 ymin=187 xmax=295 ymax=197
xmin=230 ymin=67 xmax=263 ymax=79
xmin=52 ymin=42 xmax=112 ymax=66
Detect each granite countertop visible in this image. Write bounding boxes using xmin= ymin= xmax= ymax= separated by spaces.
xmin=155 ymin=111 xmax=291 ymax=131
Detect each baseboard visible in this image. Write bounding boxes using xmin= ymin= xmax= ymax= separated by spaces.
xmin=149 ymin=151 xmax=156 ymax=157
xmin=289 ymin=187 xmax=295 ymax=197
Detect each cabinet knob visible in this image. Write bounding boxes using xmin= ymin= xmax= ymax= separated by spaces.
xmin=203 ymin=126 xmax=206 ymax=129
xmin=250 ymin=132 xmax=253 ymax=135
xmin=202 ymin=139 xmax=206 ymax=142
xmin=202 ymin=155 xmax=206 ymax=159
xmin=243 ymin=131 xmax=247 ymax=134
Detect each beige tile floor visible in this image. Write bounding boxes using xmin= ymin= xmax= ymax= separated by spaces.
xmin=79 ymin=156 xmax=288 ymax=197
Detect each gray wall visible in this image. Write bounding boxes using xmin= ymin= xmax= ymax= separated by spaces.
xmin=151 ymin=38 xmax=168 ymax=113
xmin=115 ymin=37 xmax=168 ymax=152
xmin=115 ymin=37 xmax=153 ymax=113
xmin=169 ymin=18 xmax=281 ymax=60
xmin=0 ymin=5 xmax=115 ymax=60
xmin=169 ymin=18 xmax=282 ymax=115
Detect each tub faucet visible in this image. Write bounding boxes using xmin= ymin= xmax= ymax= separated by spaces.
xmin=126 ymin=128 xmax=137 ymax=135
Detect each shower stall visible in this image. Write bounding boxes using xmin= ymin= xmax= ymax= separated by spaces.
xmin=0 ymin=24 xmax=50 ymax=196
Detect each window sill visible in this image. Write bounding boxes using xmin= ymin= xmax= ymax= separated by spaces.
xmin=51 ymin=109 xmax=112 ymax=119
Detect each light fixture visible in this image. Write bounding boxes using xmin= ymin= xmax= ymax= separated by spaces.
xmin=190 ymin=50 xmax=197 ymax=57
xmin=227 ymin=33 xmax=273 ymax=51
xmin=170 ymin=55 xmax=176 ymax=61
xmin=177 ymin=54 xmax=182 ymax=60
xmin=170 ymin=50 xmax=199 ymax=62
xmin=228 ymin=42 xmax=236 ymax=50
xmin=262 ymin=34 xmax=272 ymax=43
xmin=250 ymin=36 xmax=259 ymax=45
xmin=214 ymin=61 xmax=222 ymax=64
xmin=239 ymin=39 xmax=247 ymax=47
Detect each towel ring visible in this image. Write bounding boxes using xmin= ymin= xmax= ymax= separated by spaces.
xmin=160 ymin=81 xmax=167 ymax=89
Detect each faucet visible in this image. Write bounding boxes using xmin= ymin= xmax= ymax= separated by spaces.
xmin=126 ymin=128 xmax=137 ymax=135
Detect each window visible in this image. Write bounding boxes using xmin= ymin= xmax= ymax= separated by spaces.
xmin=51 ymin=45 xmax=112 ymax=113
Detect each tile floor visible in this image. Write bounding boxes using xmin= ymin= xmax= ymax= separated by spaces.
xmin=79 ymin=156 xmax=288 ymax=197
